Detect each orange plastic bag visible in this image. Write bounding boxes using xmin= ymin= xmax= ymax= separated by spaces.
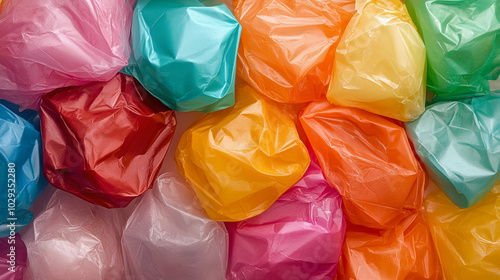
xmin=233 ymin=0 xmax=353 ymax=103
xmin=300 ymin=100 xmax=425 ymax=229
xmin=176 ymin=85 xmax=310 ymax=221
xmin=337 ymin=213 xmax=442 ymax=280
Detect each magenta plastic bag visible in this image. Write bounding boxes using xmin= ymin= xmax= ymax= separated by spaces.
xmin=122 ymin=173 xmax=228 ymax=280
xmin=226 ymin=149 xmax=346 ymax=279
xmin=0 ymin=234 xmax=27 ymax=280
xmin=0 ymin=0 xmax=133 ymax=110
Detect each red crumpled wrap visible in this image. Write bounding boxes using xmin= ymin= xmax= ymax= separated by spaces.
xmin=40 ymin=73 xmax=176 ymax=208
xmin=299 ymin=99 xmax=425 ymax=229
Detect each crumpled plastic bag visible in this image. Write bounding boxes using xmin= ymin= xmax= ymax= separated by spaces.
xmin=0 ymin=234 xmax=27 ymax=280
xmin=406 ymin=94 xmax=500 ymax=208
xmin=233 ymin=0 xmax=352 ymax=103
xmin=327 ymin=0 xmax=426 ymax=122
xmin=22 ymin=189 xmax=125 ymax=280
xmin=337 ymin=213 xmax=442 ymax=280
xmin=226 ymin=148 xmax=345 ymax=280
xmin=406 ymin=0 xmax=500 ymax=101
xmin=0 ymin=0 xmax=133 ymax=110
xmin=122 ymin=173 xmax=228 ymax=280
xmin=0 ymin=104 xmax=46 ymax=236
xmin=300 ymin=99 xmax=425 ymax=229
xmin=122 ymin=0 xmax=241 ymax=113
xmin=424 ymin=183 xmax=500 ymax=279
xmin=40 ymin=73 xmax=176 ymax=208
xmin=176 ymin=85 xmax=310 ymax=221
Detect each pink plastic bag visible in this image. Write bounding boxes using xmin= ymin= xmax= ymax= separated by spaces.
xmin=0 ymin=234 xmax=27 ymax=280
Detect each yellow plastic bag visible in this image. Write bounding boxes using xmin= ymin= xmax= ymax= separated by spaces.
xmin=176 ymin=85 xmax=310 ymax=221
xmin=424 ymin=183 xmax=500 ymax=279
xmin=327 ymin=0 xmax=426 ymax=122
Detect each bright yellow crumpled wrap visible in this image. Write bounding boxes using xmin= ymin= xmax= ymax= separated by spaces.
xmin=176 ymin=85 xmax=310 ymax=221
xmin=327 ymin=0 xmax=426 ymax=122
xmin=424 ymin=183 xmax=500 ymax=279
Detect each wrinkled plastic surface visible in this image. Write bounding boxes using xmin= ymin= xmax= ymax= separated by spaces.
xmin=0 ymin=234 xmax=27 ymax=280
xmin=40 ymin=73 xmax=176 ymax=208
xmin=122 ymin=173 xmax=228 ymax=280
xmin=406 ymin=94 xmax=500 ymax=208
xmin=122 ymin=0 xmax=241 ymax=113
xmin=425 ymin=183 xmax=500 ymax=279
xmin=0 ymin=0 xmax=133 ymax=110
xmin=337 ymin=213 xmax=442 ymax=280
xmin=234 ymin=0 xmax=352 ymax=103
xmin=406 ymin=0 xmax=500 ymax=100
xmin=23 ymin=190 xmax=125 ymax=280
xmin=176 ymin=85 xmax=310 ymax=221
xmin=300 ymin=99 xmax=425 ymax=229
xmin=0 ymin=104 xmax=46 ymax=236
xmin=226 ymin=148 xmax=345 ymax=279
xmin=327 ymin=0 xmax=426 ymax=122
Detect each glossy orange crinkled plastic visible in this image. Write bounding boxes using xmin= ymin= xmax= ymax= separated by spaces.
xmin=233 ymin=0 xmax=353 ymax=103
xmin=300 ymin=100 xmax=425 ymax=229
xmin=176 ymin=85 xmax=310 ymax=221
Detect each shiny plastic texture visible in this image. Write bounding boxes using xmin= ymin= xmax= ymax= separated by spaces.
xmin=327 ymin=0 xmax=426 ymax=122
xmin=40 ymin=73 xmax=176 ymax=208
xmin=122 ymin=173 xmax=228 ymax=280
xmin=233 ymin=0 xmax=353 ymax=103
xmin=300 ymin=99 xmax=425 ymax=229
xmin=337 ymin=213 xmax=442 ymax=280
xmin=0 ymin=104 xmax=46 ymax=236
xmin=226 ymin=148 xmax=345 ymax=280
xmin=176 ymin=85 xmax=310 ymax=221
xmin=23 ymin=190 xmax=125 ymax=280
xmin=0 ymin=234 xmax=27 ymax=280
xmin=406 ymin=0 xmax=500 ymax=100
xmin=122 ymin=0 xmax=241 ymax=113
xmin=406 ymin=94 xmax=500 ymax=208
xmin=424 ymin=184 xmax=500 ymax=279
xmin=0 ymin=0 xmax=133 ymax=110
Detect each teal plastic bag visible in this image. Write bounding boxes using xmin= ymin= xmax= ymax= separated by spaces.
xmin=122 ymin=0 xmax=241 ymax=112
xmin=406 ymin=93 xmax=500 ymax=208
xmin=406 ymin=0 xmax=500 ymax=101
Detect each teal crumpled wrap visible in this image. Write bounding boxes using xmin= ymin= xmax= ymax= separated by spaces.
xmin=122 ymin=0 xmax=241 ymax=112
xmin=0 ymin=103 xmax=46 ymax=236
xmin=406 ymin=0 xmax=500 ymax=101
xmin=406 ymin=93 xmax=500 ymax=208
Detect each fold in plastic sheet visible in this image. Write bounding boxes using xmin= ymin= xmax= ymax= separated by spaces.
xmin=176 ymin=85 xmax=310 ymax=221
xmin=406 ymin=94 xmax=500 ymax=208
xmin=425 ymin=184 xmax=500 ymax=279
xmin=122 ymin=173 xmax=228 ymax=280
xmin=0 ymin=0 xmax=133 ymax=110
xmin=122 ymin=0 xmax=241 ymax=113
xmin=337 ymin=213 xmax=442 ymax=280
xmin=226 ymin=148 xmax=345 ymax=280
xmin=0 ymin=104 xmax=46 ymax=236
xmin=327 ymin=0 xmax=426 ymax=122
xmin=22 ymin=190 xmax=125 ymax=280
xmin=40 ymin=73 xmax=176 ymax=208
xmin=233 ymin=0 xmax=353 ymax=103
xmin=0 ymin=234 xmax=27 ymax=280
xmin=300 ymin=100 xmax=425 ymax=229
xmin=406 ymin=0 xmax=500 ymax=101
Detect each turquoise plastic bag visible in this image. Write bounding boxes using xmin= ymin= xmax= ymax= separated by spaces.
xmin=406 ymin=93 xmax=500 ymax=208
xmin=406 ymin=0 xmax=500 ymax=101
xmin=122 ymin=0 xmax=241 ymax=112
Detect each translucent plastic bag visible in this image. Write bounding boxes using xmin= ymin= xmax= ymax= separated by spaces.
xmin=122 ymin=173 xmax=228 ymax=280
xmin=300 ymin=99 xmax=425 ymax=229
xmin=406 ymin=0 xmax=500 ymax=100
xmin=406 ymin=94 xmax=500 ymax=208
xmin=424 ymin=183 xmax=500 ymax=279
xmin=40 ymin=73 xmax=176 ymax=208
xmin=327 ymin=0 xmax=426 ymax=122
xmin=176 ymin=85 xmax=310 ymax=221
xmin=234 ymin=0 xmax=352 ymax=103
xmin=0 ymin=0 xmax=133 ymax=110
xmin=0 ymin=234 xmax=27 ymax=279
xmin=122 ymin=0 xmax=241 ymax=113
xmin=226 ymin=149 xmax=345 ymax=279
